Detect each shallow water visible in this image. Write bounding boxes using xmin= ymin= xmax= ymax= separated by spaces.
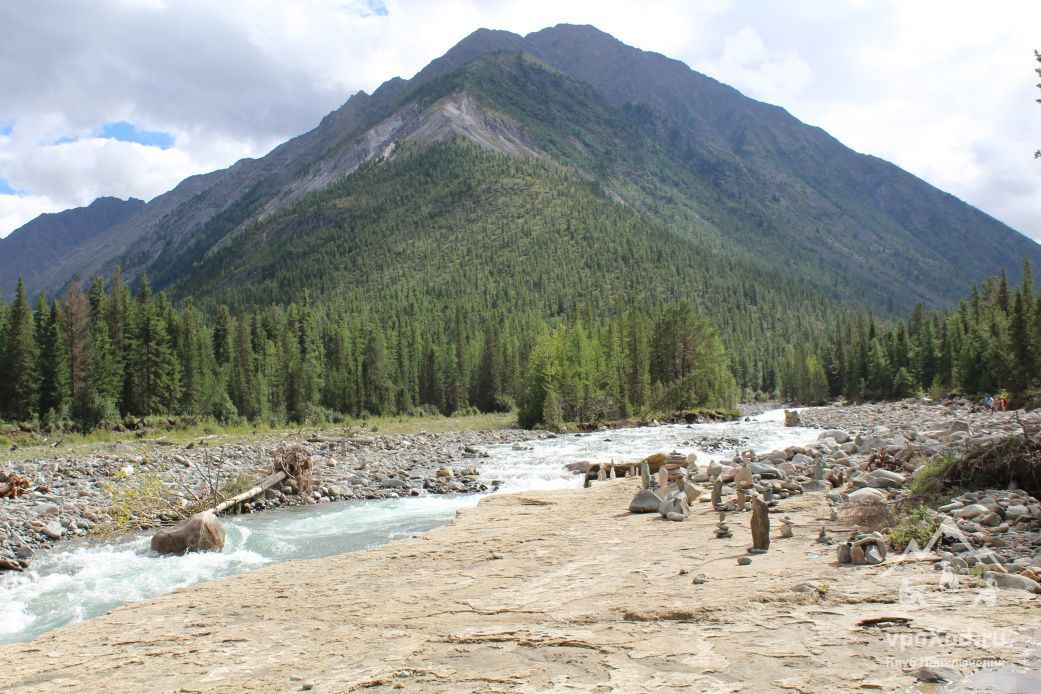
xmin=0 ymin=409 xmax=812 ymax=644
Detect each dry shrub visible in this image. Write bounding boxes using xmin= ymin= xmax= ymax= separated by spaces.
xmin=840 ymin=498 xmax=893 ymax=533
xmin=273 ymin=442 xmax=314 ymax=496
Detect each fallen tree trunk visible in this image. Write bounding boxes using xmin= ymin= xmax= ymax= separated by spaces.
xmin=212 ymin=471 xmax=287 ymax=515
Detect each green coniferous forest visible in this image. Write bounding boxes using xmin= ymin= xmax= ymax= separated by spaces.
xmin=0 ymin=268 xmax=736 ymax=431
xmin=5 ymin=252 xmax=1035 ymax=433
xmin=779 ymin=261 xmax=1041 ymax=406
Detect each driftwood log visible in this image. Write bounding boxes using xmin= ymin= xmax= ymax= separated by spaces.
xmin=212 ymin=471 xmax=286 ymax=515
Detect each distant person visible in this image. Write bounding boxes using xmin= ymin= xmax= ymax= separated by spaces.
xmin=1001 ymin=396 xmax=1009 ymax=412
xmin=983 ymin=395 xmax=994 ymax=414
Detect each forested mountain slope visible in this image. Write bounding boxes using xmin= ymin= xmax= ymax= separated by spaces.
xmin=5 ymin=24 xmax=1039 ymax=316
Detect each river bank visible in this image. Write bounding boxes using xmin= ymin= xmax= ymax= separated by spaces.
xmin=0 ymin=427 xmax=548 ymax=567
xmin=0 ymin=476 xmax=1036 ymax=692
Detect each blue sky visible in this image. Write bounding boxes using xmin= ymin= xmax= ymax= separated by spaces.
xmin=0 ymin=0 xmax=1039 ymax=242
xmin=98 ymin=121 xmax=174 ymax=149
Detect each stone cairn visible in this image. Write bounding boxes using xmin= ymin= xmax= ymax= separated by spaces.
xmin=837 ymin=531 xmax=888 ymax=565
xmin=733 ymin=464 xmax=754 ymax=512
xmin=715 ymin=510 xmax=732 ymax=539
xmin=628 ymin=452 xmax=701 ymax=518
xmin=711 ymin=478 xmax=724 ymax=511
xmin=780 ymin=516 xmax=794 ymax=538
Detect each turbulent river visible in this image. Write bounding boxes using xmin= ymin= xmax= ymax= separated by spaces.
xmin=0 ymin=409 xmax=812 ymax=644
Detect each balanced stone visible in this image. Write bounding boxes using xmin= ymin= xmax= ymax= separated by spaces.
xmin=715 ymin=510 xmax=732 ymax=538
xmin=734 ymin=465 xmax=754 ymax=488
xmin=711 ymin=479 xmax=724 ymax=510
xmin=750 ymin=495 xmax=770 ymax=552
xmin=780 ymin=516 xmax=794 ymax=538
xmin=734 ymin=487 xmax=748 ymax=512
xmin=641 ymin=462 xmax=651 ymax=489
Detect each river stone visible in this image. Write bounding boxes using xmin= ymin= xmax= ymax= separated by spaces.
xmin=151 ymin=511 xmax=226 ymax=555
xmin=819 ymin=429 xmax=851 ymax=444
xmin=1006 ymin=504 xmax=1029 ymax=519
xmin=751 ymin=495 xmax=770 ymax=551
xmin=749 ymin=462 xmax=782 ymax=479
xmin=737 ymin=556 xmax=752 ymax=565
xmin=983 ymin=571 xmax=1041 ymax=593
xmin=848 ymin=487 xmax=885 ymax=502
xmin=629 ymin=488 xmax=662 ymax=514
xmin=33 ymin=502 xmax=60 ymax=517
xmin=913 ymin=666 xmax=961 ymax=683
xmin=41 ymin=521 xmax=64 ymax=540
xmin=868 ymin=469 xmax=905 ymax=487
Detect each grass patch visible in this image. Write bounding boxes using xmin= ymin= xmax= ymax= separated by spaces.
xmin=910 ymin=452 xmax=958 ymax=499
xmin=100 ymin=469 xmax=170 ymax=532
xmin=2 ymin=412 xmax=518 ymax=462
xmin=887 ymin=505 xmax=939 ymax=552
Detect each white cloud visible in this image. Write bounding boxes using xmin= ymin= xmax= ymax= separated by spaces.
xmin=0 ymin=0 xmax=1038 ymax=243
xmin=695 ymin=27 xmax=812 ymax=104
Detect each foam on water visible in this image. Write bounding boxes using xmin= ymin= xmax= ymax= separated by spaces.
xmin=0 ymin=409 xmax=812 ymax=643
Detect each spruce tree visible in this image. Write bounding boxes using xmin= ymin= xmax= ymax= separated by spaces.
xmin=37 ymin=301 xmax=71 ymax=424
xmin=1 ymin=277 xmax=40 ymax=420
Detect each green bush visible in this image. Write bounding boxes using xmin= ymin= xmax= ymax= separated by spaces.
xmin=887 ymin=505 xmax=939 ymax=552
xmin=910 ymin=452 xmax=957 ymax=498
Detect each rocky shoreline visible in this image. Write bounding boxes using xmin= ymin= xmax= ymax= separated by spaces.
xmin=779 ymin=400 xmax=1041 ymax=585
xmin=4 ymin=398 xmax=1041 ymax=586
xmin=0 ymin=427 xmax=548 ymax=569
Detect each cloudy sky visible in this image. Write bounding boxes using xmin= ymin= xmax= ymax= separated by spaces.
xmin=1 ymin=0 xmax=1039 ymax=242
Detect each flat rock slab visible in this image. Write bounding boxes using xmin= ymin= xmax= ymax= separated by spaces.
xmin=0 ymin=480 xmax=1034 ymax=692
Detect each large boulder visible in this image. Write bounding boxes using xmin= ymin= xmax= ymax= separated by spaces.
xmin=151 ymin=511 xmax=226 ymax=556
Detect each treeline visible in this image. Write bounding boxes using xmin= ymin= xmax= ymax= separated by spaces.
xmin=0 ymin=272 xmax=735 ymax=431
xmin=780 ymin=262 xmax=1041 ymax=404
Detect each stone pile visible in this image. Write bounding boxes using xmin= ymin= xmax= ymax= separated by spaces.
xmin=837 ymin=531 xmax=888 ymax=565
